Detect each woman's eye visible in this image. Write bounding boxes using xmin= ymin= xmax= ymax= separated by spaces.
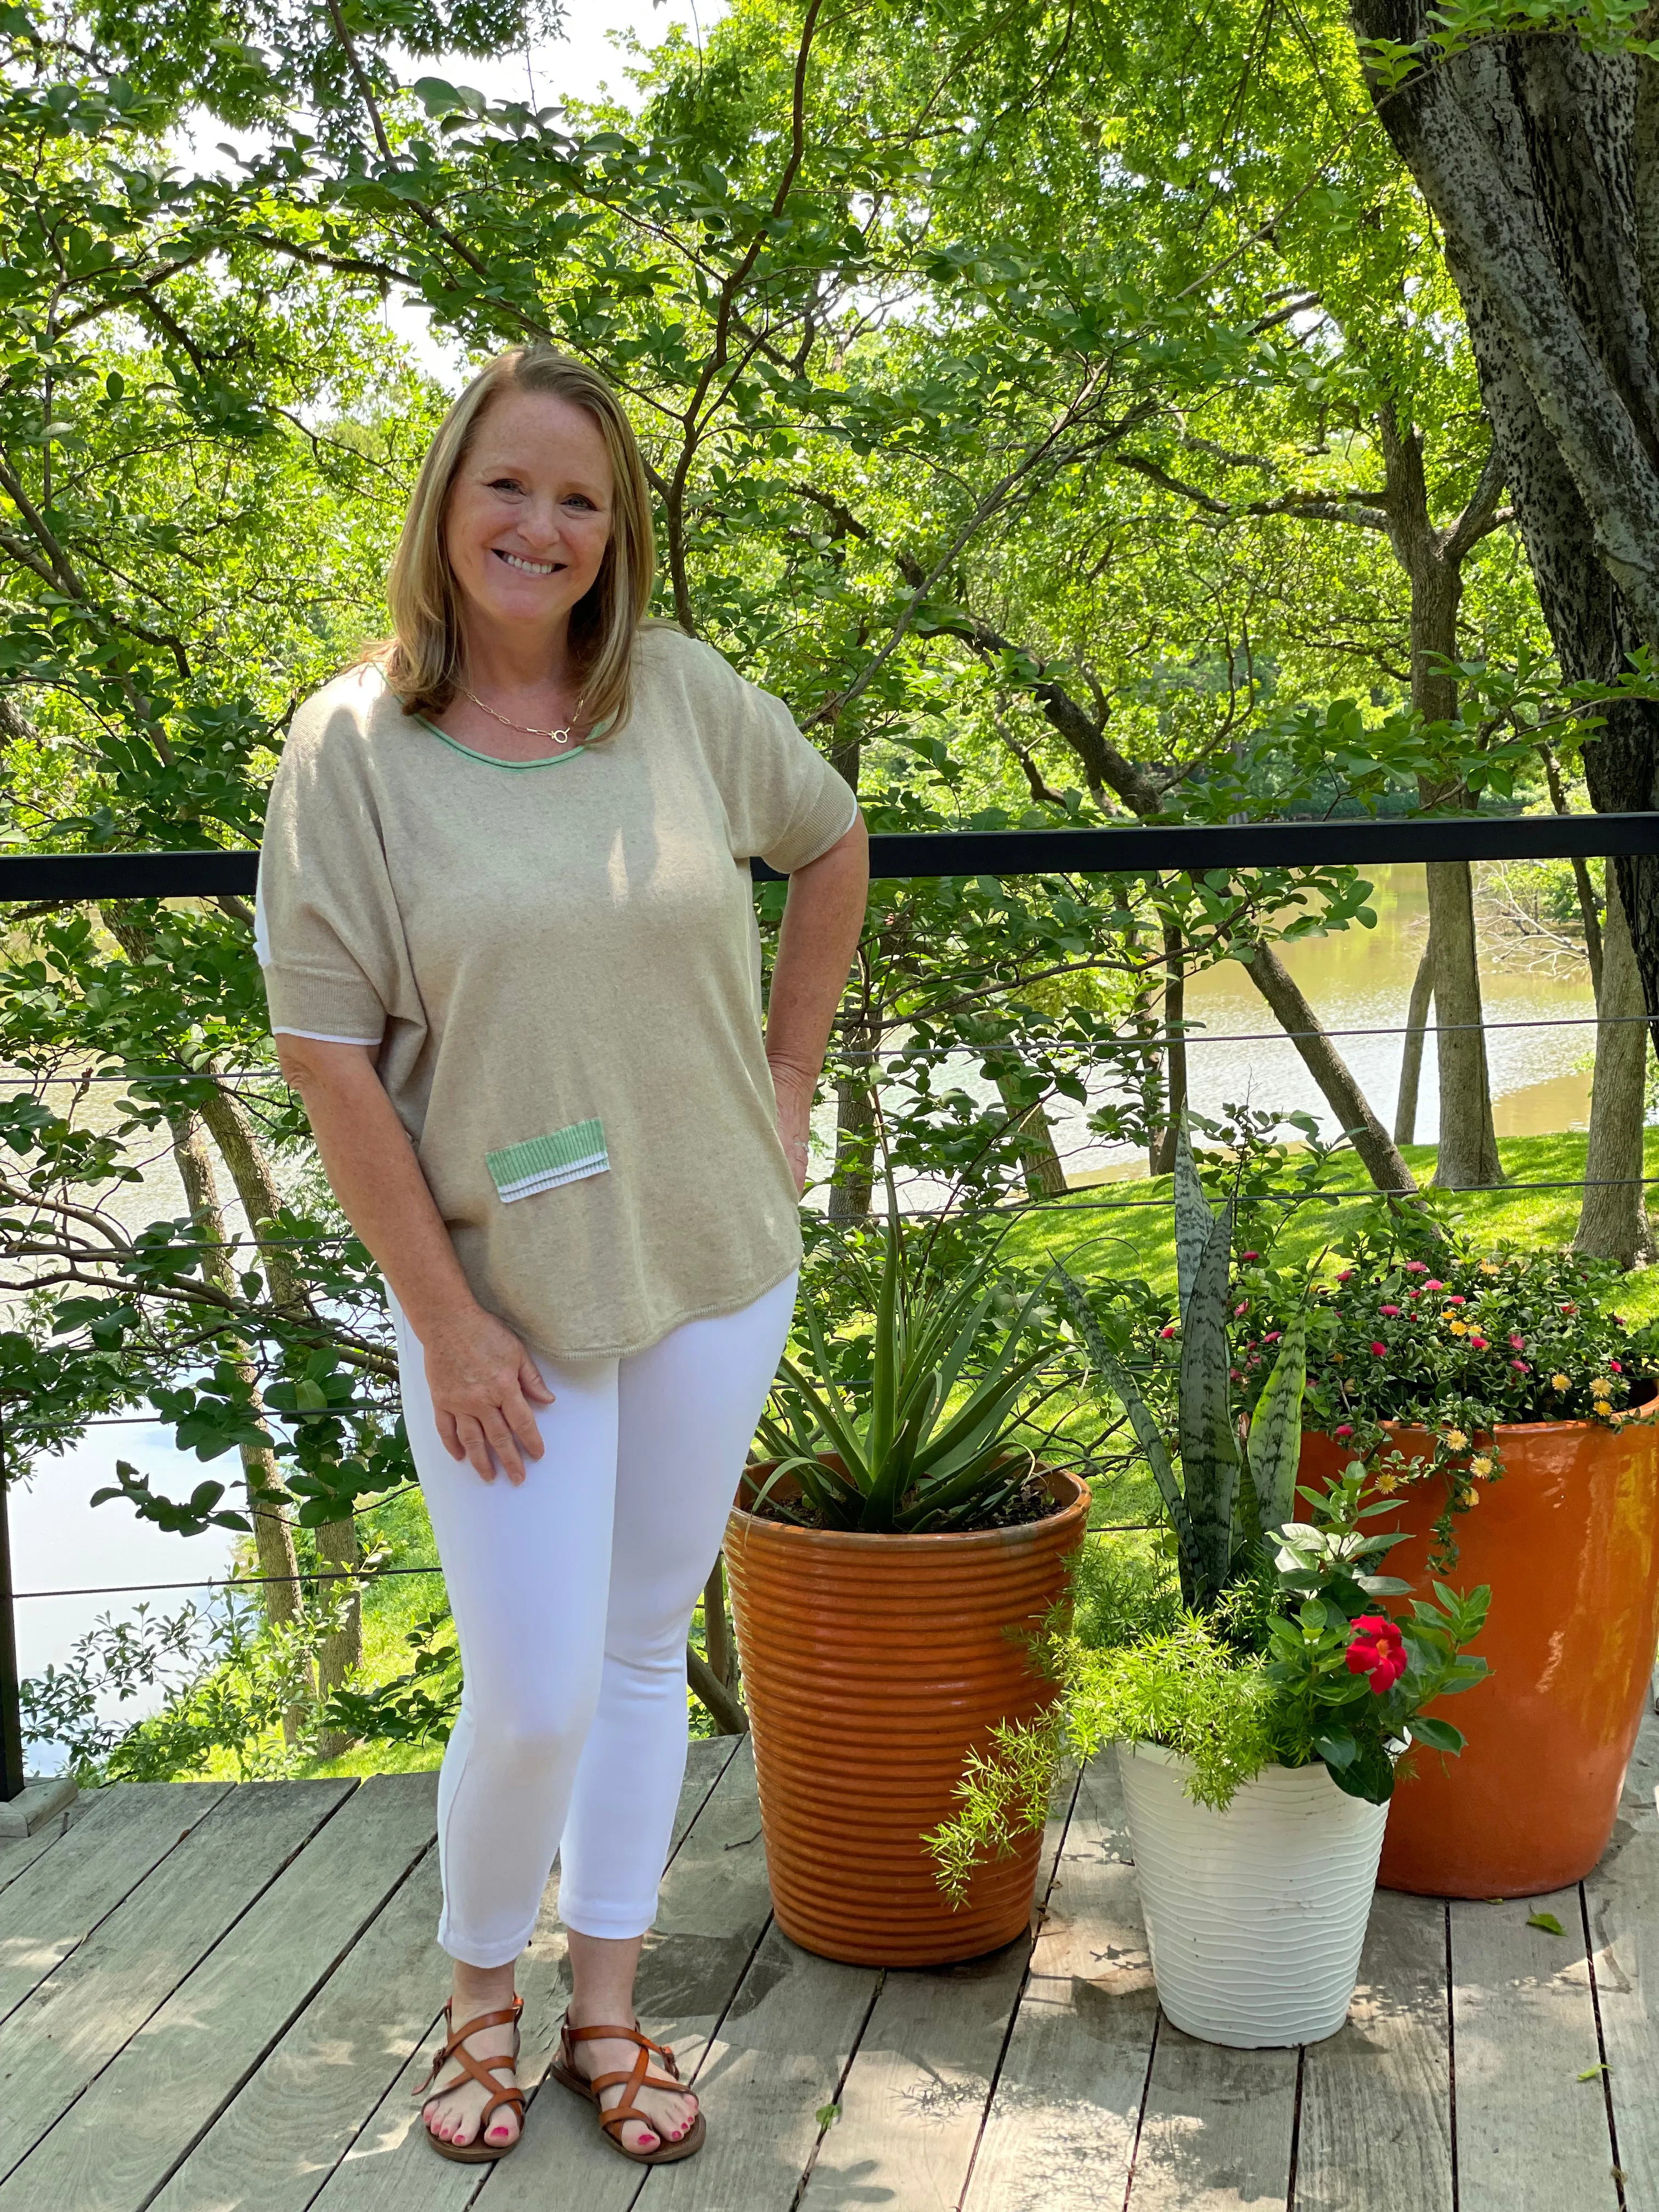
xmin=488 ymin=477 xmax=524 ymax=494
xmin=565 ymin=495 xmax=596 ymax=511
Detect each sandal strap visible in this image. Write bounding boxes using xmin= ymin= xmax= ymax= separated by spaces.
xmin=414 ymin=1996 xmax=524 ymax=2102
xmin=559 ymin=2016 xmax=696 ymax=2142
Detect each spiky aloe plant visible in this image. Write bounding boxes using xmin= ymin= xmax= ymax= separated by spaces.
xmin=754 ymin=1207 xmax=1058 ymax=1534
xmin=1056 ymin=1127 xmax=1306 ymax=1610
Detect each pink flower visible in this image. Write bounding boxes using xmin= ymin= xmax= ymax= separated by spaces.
xmin=1240 ymin=1251 xmax=1260 ymax=1263
xmin=1380 ymin=1305 xmax=1401 ymax=1317
xmin=1264 ymin=1330 xmax=1282 ymax=1344
xmin=1345 ymin=1615 xmax=1407 ymax=1695
xmin=1234 ymin=1301 xmax=1249 ymax=1316
xmin=1509 ymin=1334 xmax=1526 ymax=1350
xmin=1405 ymin=1260 xmax=1427 ymax=1273
xmin=1159 ymin=1325 xmax=1176 ymax=1339
xmin=1512 ymin=1360 xmax=1529 ymax=1373
xmin=1334 ymin=1424 xmax=1354 ymax=1438
xmin=1425 ymin=1279 xmax=1444 ymax=1291
xmin=1229 ymin=1368 xmax=1243 ymax=1381
xmin=1446 ymin=1295 xmax=1467 ymax=1306
xmin=1370 ymin=1341 xmax=1387 ymax=1356
xmin=1468 ymin=1335 xmax=1488 ymax=1350
xmin=1338 ymin=1269 xmax=1355 ymax=1283
xmin=1610 ymin=1359 xmax=1624 ymax=1373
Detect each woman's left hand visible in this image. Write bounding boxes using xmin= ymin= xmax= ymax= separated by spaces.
xmin=770 ymin=1060 xmax=815 ymax=1196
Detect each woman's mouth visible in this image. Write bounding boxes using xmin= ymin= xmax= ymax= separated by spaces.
xmin=494 ymin=549 xmax=563 ymax=575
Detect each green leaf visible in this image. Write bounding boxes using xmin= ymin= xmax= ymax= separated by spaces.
xmin=816 ymin=2102 xmax=841 ymax=2129
xmin=1172 ymin=1120 xmax=1214 ymax=1323
xmin=1408 ymin=1714 xmax=1466 ymax=1754
xmin=1527 ymin=1911 xmax=1566 ymax=1936
xmin=1054 ymin=1262 xmax=1191 ymax=1570
xmin=1577 ymin=2064 xmax=1608 ymax=2081
xmin=1178 ymin=1203 xmax=1239 ymax=1605
xmin=1313 ymin=1730 xmax=1357 ymax=1768
xmin=1247 ymin=1313 xmax=1307 ymax=1532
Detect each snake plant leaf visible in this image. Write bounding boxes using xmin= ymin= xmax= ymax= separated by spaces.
xmin=1245 ymin=1312 xmax=1307 ymax=1539
xmin=1053 ymin=1262 xmax=1190 ymax=1560
xmin=1178 ymin=1203 xmax=1239 ymax=1609
xmin=1173 ymin=1120 xmax=1215 ymax=1323
xmin=778 ymin=1353 xmax=871 ymax=1489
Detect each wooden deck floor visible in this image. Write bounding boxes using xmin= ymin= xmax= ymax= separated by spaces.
xmin=3 ymin=1717 xmax=1657 ymax=2212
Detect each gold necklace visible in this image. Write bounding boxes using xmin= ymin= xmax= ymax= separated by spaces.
xmin=457 ymin=680 xmax=586 ymax=746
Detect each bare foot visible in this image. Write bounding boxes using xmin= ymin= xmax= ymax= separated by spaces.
xmin=420 ymin=1983 xmax=522 ymax=2153
xmin=565 ymin=2012 xmax=698 ymax=2155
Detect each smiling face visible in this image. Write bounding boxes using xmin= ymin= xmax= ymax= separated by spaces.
xmin=442 ymin=388 xmax=616 ymax=651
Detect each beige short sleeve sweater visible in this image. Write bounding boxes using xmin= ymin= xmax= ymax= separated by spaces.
xmin=257 ymin=627 xmax=857 ymax=1359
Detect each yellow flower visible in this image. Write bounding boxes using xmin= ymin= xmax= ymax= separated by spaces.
xmin=1447 ymin=1319 xmax=1468 ymax=1335
xmin=1471 ymin=1455 xmax=1493 ymax=1477
xmin=1551 ymin=1373 xmax=1571 ymax=1392
xmin=1443 ymin=1428 xmax=1468 ymax=1451
xmin=1464 ymin=1487 xmax=1482 ymax=1506
xmin=1375 ymin=1472 xmax=1399 ymax=1494
xmin=1481 ymin=1259 xmax=1500 ymax=1274
xmin=1592 ymin=1376 xmax=1613 ymax=1398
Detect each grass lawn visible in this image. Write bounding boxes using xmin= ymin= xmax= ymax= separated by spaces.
xmin=1006 ymin=1129 xmax=1659 ymax=1324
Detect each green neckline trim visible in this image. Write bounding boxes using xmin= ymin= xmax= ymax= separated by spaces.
xmin=413 ymin=713 xmax=612 ymax=770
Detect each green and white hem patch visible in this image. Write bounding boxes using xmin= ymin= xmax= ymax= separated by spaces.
xmin=486 ymin=1119 xmax=610 ymax=1204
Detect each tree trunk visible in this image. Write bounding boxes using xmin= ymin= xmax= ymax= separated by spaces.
xmin=1543 ymin=746 xmax=1605 ymax=1001
xmin=313 ymin=1513 xmax=363 ymax=1758
xmin=167 ymin=1114 xmax=308 ymax=1743
xmin=1351 ymin=9 xmax=1659 ymax=1032
xmin=1424 ymin=861 xmax=1503 ymax=1189
xmin=1573 ymin=871 xmax=1656 ymax=1266
xmin=1149 ymin=921 xmax=1188 ymax=1178
xmin=828 ymin=1053 xmax=877 ymax=1221
xmin=995 ymin=1073 xmax=1068 ymax=1198
xmin=1372 ymin=406 xmax=1503 ymax=1186
xmin=1395 ymin=935 xmax=1435 ymax=1146
xmin=1239 ymin=940 xmax=1419 ymax=1194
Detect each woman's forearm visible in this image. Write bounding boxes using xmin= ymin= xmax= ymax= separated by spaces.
xmin=765 ymin=812 xmax=870 ymax=1087
xmin=274 ymin=1037 xmax=477 ymax=1337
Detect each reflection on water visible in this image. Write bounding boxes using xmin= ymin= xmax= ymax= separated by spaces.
xmin=1181 ymin=865 xmax=1596 ymax=1141
xmin=1055 ymin=865 xmax=1598 ymax=1179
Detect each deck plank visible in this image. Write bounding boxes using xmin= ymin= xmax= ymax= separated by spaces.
xmin=645 ymin=1922 xmax=878 ymax=2212
xmin=1579 ymin=1709 xmax=1659 ymax=2212
xmin=962 ymin=1756 xmax=1155 ymax=2212
xmin=149 ymin=1846 xmax=447 ymax=2212
xmin=795 ymin=1776 xmax=1077 ymax=2212
xmin=1127 ymin=2024 xmax=1298 ymax=2211
xmin=0 ymin=1779 xmax=352 ymax=2186
xmin=1294 ymin=1890 xmax=1452 ymax=2212
xmin=311 ymin=1733 xmax=744 ymax=2212
xmin=1 ymin=1774 xmax=436 ymax=2212
xmin=1450 ymin=1889 xmax=1619 ymax=2212
xmin=0 ymin=1780 xmax=233 ymax=2021
xmin=0 ymin=1816 xmax=69 ymax=1899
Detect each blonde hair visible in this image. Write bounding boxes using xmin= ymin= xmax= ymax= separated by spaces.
xmin=376 ymin=347 xmax=656 ymax=733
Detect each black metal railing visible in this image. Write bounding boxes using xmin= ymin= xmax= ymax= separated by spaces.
xmin=3 ymin=807 xmax=1655 ymax=1798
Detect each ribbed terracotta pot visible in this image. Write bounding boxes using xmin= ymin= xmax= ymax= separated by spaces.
xmin=1301 ymin=1403 xmax=1659 ymax=1897
xmin=724 ymin=1464 xmax=1088 ymax=1966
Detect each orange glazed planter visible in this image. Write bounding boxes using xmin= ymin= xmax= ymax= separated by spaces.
xmin=1301 ymin=1405 xmax=1659 ymax=1897
xmin=723 ymin=1464 xmax=1088 ymax=1966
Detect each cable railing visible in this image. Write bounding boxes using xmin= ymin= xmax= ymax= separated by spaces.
xmin=2 ymin=806 xmax=1655 ymax=1801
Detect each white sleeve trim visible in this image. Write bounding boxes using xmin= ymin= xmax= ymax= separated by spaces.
xmin=272 ymin=1026 xmax=384 ymax=1046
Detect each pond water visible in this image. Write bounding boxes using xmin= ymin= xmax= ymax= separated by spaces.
xmin=1173 ymin=864 xmax=1598 ymax=1147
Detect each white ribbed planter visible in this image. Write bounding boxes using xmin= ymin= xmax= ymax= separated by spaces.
xmin=1116 ymin=1740 xmax=1390 ymax=2049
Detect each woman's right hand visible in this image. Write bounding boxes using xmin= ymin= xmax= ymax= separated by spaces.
xmin=421 ymin=1302 xmax=555 ymax=1483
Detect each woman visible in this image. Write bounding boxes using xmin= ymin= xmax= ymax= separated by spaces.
xmin=258 ymin=346 xmax=868 ymax=2166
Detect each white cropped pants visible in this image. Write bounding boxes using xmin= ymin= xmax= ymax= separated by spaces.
xmin=393 ymin=1273 xmax=797 ymax=1967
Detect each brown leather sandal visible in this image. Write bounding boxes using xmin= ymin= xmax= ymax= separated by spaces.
xmin=411 ymin=1995 xmax=525 ymax=2163
xmin=549 ymin=2015 xmax=706 ymax=2165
